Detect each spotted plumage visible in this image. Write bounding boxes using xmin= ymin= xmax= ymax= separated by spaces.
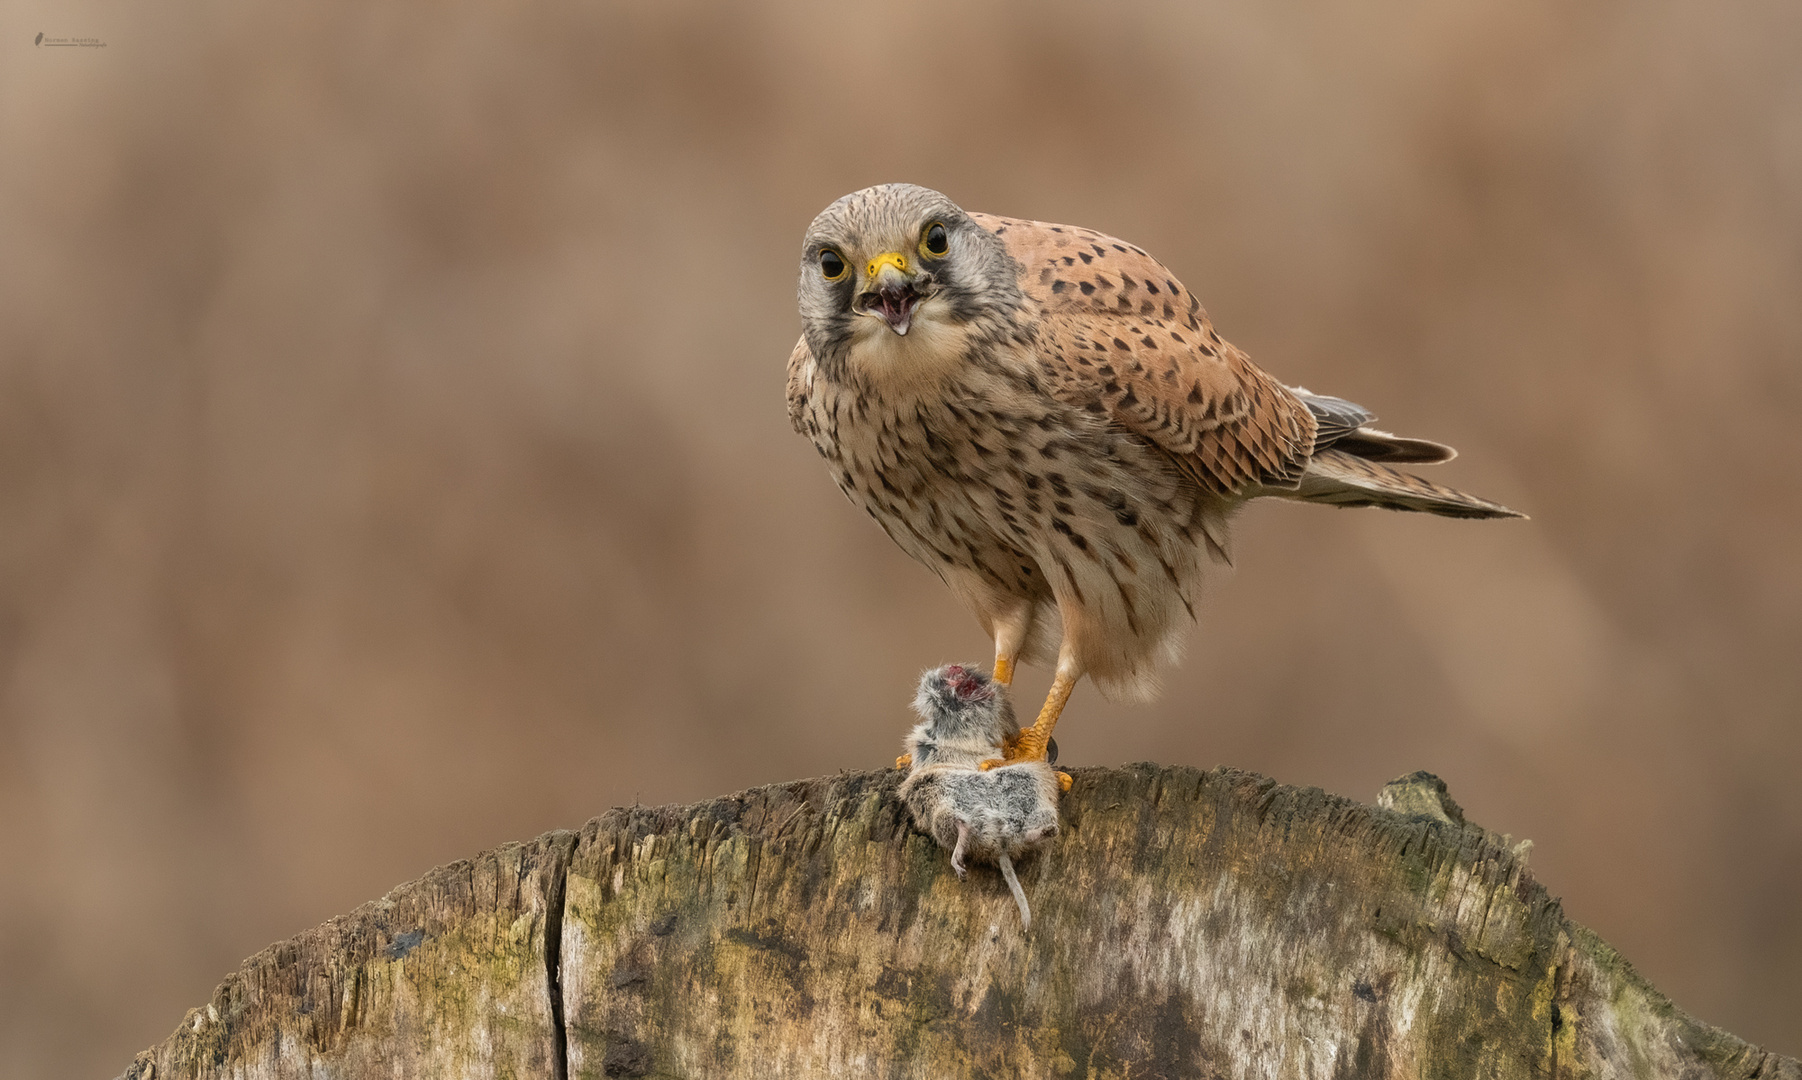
xmin=789 ymin=184 xmax=1521 ymax=759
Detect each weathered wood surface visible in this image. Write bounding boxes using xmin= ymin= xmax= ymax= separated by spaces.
xmin=121 ymin=765 xmax=1800 ymax=1079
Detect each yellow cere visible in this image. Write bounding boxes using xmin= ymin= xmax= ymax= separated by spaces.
xmin=866 ymin=252 xmax=909 ymax=279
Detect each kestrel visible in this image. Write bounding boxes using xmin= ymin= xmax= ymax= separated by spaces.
xmin=788 ymin=184 xmax=1520 ymax=778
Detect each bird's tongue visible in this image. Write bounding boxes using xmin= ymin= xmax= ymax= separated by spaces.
xmin=871 ymin=286 xmax=918 ymax=336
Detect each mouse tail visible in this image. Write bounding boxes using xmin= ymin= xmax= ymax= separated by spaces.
xmin=998 ymin=852 xmax=1031 ymax=931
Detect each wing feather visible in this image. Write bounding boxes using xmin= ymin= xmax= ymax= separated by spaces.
xmin=974 ymin=213 xmax=1316 ymax=496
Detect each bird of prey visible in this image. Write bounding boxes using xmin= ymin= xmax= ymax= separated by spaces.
xmin=788 ymin=183 xmax=1521 ymax=778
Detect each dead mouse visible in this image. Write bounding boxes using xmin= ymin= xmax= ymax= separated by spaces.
xmin=898 ymin=664 xmax=1062 ymax=928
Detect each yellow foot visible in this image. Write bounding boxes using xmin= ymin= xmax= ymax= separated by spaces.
xmin=978 ymin=737 xmax=1029 ymax=772
xmin=895 ymin=754 xmax=912 ymax=769
xmin=1056 ymin=770 xmax=1073 ymax=792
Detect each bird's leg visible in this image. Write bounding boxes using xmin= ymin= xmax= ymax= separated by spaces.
xmin=994 ymin=649 xmax=1021 ymax=759
xmin=982 ymin=648 xmax=1079 ymax=792
xmin=990 ymin=602 xmax=1030 ymax=688
xmin=1014 ymin=672 xmax=1074 ymax=760
xmin=992 ymin=650 xmax=1020 ymax=760
xmin=989 ymin=602 xmax=1030 ymax=753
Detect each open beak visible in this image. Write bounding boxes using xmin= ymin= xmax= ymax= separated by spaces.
xmin=852 ymin=252 xmax=927 ymax=336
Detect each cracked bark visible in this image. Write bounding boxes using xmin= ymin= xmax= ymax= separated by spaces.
xmin=119 ymin=765 xmax=1800 ymax=1080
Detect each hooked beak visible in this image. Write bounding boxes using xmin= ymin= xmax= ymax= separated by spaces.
xmin=852 ymin=252 xmax=929 ymax=336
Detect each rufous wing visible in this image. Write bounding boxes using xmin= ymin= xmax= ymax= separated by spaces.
xmin=973 ymin=213 xmax=1316 ymax=496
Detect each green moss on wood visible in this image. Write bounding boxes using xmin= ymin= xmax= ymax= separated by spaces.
xmin=122 ymin=766 xmax=1799 ymax=1080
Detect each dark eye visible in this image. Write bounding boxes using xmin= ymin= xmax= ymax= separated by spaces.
xmin=924 ymin=223 xmax=949 ymax=256
xmin=819 ymin=249 xmax=846 ymax=279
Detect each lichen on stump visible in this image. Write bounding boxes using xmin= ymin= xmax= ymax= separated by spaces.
xmin=122 ymin=765 xmax=1800 ymax=1079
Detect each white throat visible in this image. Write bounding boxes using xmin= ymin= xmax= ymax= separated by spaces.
xmin=844 ymin=296 xmax=971 ymax=393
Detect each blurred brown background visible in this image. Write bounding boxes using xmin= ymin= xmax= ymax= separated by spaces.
xmin=2 ymin=0 xmax=1799 ymax=1073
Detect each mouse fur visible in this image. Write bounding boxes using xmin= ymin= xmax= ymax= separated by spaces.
xmin=898 ymin=664 xmax=1061 ymax=928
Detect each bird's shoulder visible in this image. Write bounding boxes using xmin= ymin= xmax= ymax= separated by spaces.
xmin=967 ymin=212 xmax=1316 ymax=495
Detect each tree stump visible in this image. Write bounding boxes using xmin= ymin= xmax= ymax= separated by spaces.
xmin=119 ymin=764 xmax=1800 ymax=1079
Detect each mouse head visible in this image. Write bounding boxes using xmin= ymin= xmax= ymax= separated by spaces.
xmin=911 ymin=664 xmax=1015 ymax=743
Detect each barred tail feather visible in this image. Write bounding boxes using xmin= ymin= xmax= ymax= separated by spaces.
xmin=1290 ymin=449 xmax=1525 ymax=520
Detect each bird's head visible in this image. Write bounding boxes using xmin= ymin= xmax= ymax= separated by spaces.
xmin=798 ymin=184 xmax=1020 ymax=375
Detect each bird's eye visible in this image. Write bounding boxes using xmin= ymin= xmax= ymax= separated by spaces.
xmin=923 ymin=223 xmax=949 ymax=256
xmin=819 ymin=249 xmax=847 ymax=280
